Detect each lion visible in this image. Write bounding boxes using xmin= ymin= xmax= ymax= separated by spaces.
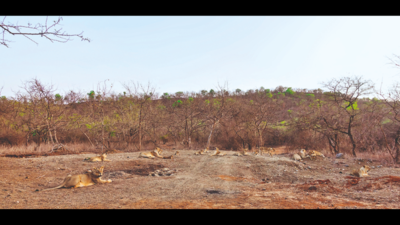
xmin=242 ymin=148 xmax=250 ymax=156
xmin=41 ymin=166 xmax=111 ymax=191
xmin=233 ymin=151 xmax=243 ymax=156
xmin=152 ymin=149 xmax=164 ymax=158
xmin=194 ymin=149 xmax=206 ymax=155
xmin=299 ymin=149 xmax=309 ymax=159
xmin=155 ymin=147 xmax=163 ymax=155
xmin=264 ymin=147 xmax=275 ymax=157
xmin=138 ymin=151 xmax=155 ymax=159
xmin=175 ymin=151 xmax=180 ymax=156
xmin=84 ymin=153 xmax=111 ymax=162
xmin=163 ymin=155 xmax=174 ymax=159
xmin=293 ymin=153 xmax=302 ymax=161
xmin=210 ymin=147 xmax=226 ymax=156
xmin=351 ymin=165 xmax=371 ymax=177
xmin=308 ymin=150 xmax=325 ymax=160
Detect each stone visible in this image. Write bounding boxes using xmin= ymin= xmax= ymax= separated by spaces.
xmin=336 ymin=153 xmax=344 ymax=159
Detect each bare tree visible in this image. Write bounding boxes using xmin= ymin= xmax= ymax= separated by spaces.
xmin=1 ymin=16 xmax=90 ymax=48
xmin=122 ymin=81 xmax=156 ymax=151
xmin=320 ymin=76 xmax=374 ymax=157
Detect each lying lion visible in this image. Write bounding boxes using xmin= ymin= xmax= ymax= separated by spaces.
xmin=194 ymin=148 xmax=208 ymax=155
xmin=138 ymin=148 xmax=164 ymax=159
xmin=210 ymin=147 xmax=226 ymax=156
xmin=293 ymin=153 xmax=302 ymax=161
xmin=175 ymin=151 xmax=180 ymax=156
xmin=84 ymin=153 xmax=111 ymax=162
xmin=299 ymin=149 xmax=309 ymax=159
xmin=42 ymin=166 xmax=111 ymax=191
xmin=265 ymin=147 xmax=276 ymax=157
xmin=351 ymin=165 xmax=371 ymax=177
xmin=308 ymin=150 xmax=325 ymax=161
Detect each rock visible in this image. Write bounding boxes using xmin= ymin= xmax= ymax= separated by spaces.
xmin=127 ymin=156 xmax=129 ymax=158
xmin=339 ymin=171 xmax=342 ymax=174
xmin=345 ymin=165 xmax=349 ymax=167
xmin=372 ymin=166 xmax=375 ymax=169
xmin=162 ymin=168 xmax=170 ymax=171
xmin=336 ymin=153 xmax=344 ymax=158
xmin=377 ymin=165 xmax=382 ymax=168
xmin=308 ymin=166 xmax=311 ymax=169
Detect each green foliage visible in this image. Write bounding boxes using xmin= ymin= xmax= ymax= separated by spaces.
xmin=85 ymin=124 xmax=92 ymax=129
xmin=163 ymin=93 xmax=169 ymax=96
xmin=306 ymin=93 xmax=315 ymax=98
xmin=382 ymin=118 xmax=392 ymax=125
xmin=87 ymin=90 xmax=95 ymax=99
xmin=188 ymin=97 xmax=194 ymax=103
xmin=344 ymin=101 xmax=359 ymax=111
xmin=209 ymin=89 xmax=215 ymax=95
xmin=285 ymin=87 xmax=295 ymax=95
xmin=175 ymin=91 xmax=183 ymax=96
xmin=110 ymin=131 xmax=116 ymax=137
xmin=172 ymin=99 xmax=183 ymax=107
xmin=250 ymin=100 xmax=254 ymax=104
xmin=1 ymin=96 xmax=6 ymax=100
xmin=205 ymin=99 xmax=210 ymax=105
xmin=201 ymin=90 xmax=208 ymax=95
xmin=235 ymin=88 xmax=241 ymax=93
xmin=55 ymin=93 xmax=62 ymax=101
xmin=287 ymin=109 xmax=292 ymax=114
xmin=266 ymin=92 xmax=273 ymax=98
xmin=265 ymin=89 xmax=270 ymax=93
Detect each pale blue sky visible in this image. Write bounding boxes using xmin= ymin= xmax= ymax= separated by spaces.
xmin=2 ymin=16 xmax=400 ymax=98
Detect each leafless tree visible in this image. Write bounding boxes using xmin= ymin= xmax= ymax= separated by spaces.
xmin=320 ymin=76 xmax=374 ymax=157
xmin=0 ymin=16 xmax=90 ymax=48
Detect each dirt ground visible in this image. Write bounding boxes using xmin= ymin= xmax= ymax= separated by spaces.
xmin=1 ymin=147 xmax=400 ymax=209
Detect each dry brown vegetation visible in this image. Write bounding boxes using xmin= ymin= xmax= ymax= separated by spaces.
xmin=2 ymin=76 xmax=400 ymax=208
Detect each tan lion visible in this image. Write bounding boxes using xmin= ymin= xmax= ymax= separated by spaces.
xmin=308 ymin=150 xmax=325 ymax=160
xmin=265 ymin=147 xmax=276 ymax=157
xmin=42 ymin=166 xmax=111 ymax=191
xmin=138 ymin=151 xmax=155 ymax=159
xmin=210 ymin=147 xmax=226 ymax=156
xmin=242 ymin=148 xmax=250 ymax=156
xmin=293 ymin=153 xmax=302 ymax=161
xmin=351 ymin=165 xmax=371 ymax=177
xmin=84 ymin=153 xmax=111 ymax=162
xmin=175 ymin=151 xmax=180 ymax=156
xmin=233 ymin=151 xmax=243 ymax=156
xmin=155 ymin=147 xmax=163 ymax=155
xmin=299 ymin=149 xmax=309 ymax=159
xmin=194 ymin=149 xmax=205 ymax=155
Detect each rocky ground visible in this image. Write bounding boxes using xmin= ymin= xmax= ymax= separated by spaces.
xmin=1 ymin=147 xmax=400 ymax=209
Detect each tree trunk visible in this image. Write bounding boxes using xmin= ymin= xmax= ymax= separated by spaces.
xmin=139 ymin=107 xmax=142 ymax=151
xmin=54 ymin=127 xmax=59 ymax=144
xmin=395 ymin=128 xmax=400 ymax=163
xmin=206 ymin=120 xmax=219 ymax=149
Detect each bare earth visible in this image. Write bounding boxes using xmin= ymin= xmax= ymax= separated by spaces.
xmin=1 ymin=147 xmax=400 ymax=209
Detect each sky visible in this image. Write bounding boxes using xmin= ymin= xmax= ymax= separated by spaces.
xmin=2 ymin=16 xmax=400 ymax=98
